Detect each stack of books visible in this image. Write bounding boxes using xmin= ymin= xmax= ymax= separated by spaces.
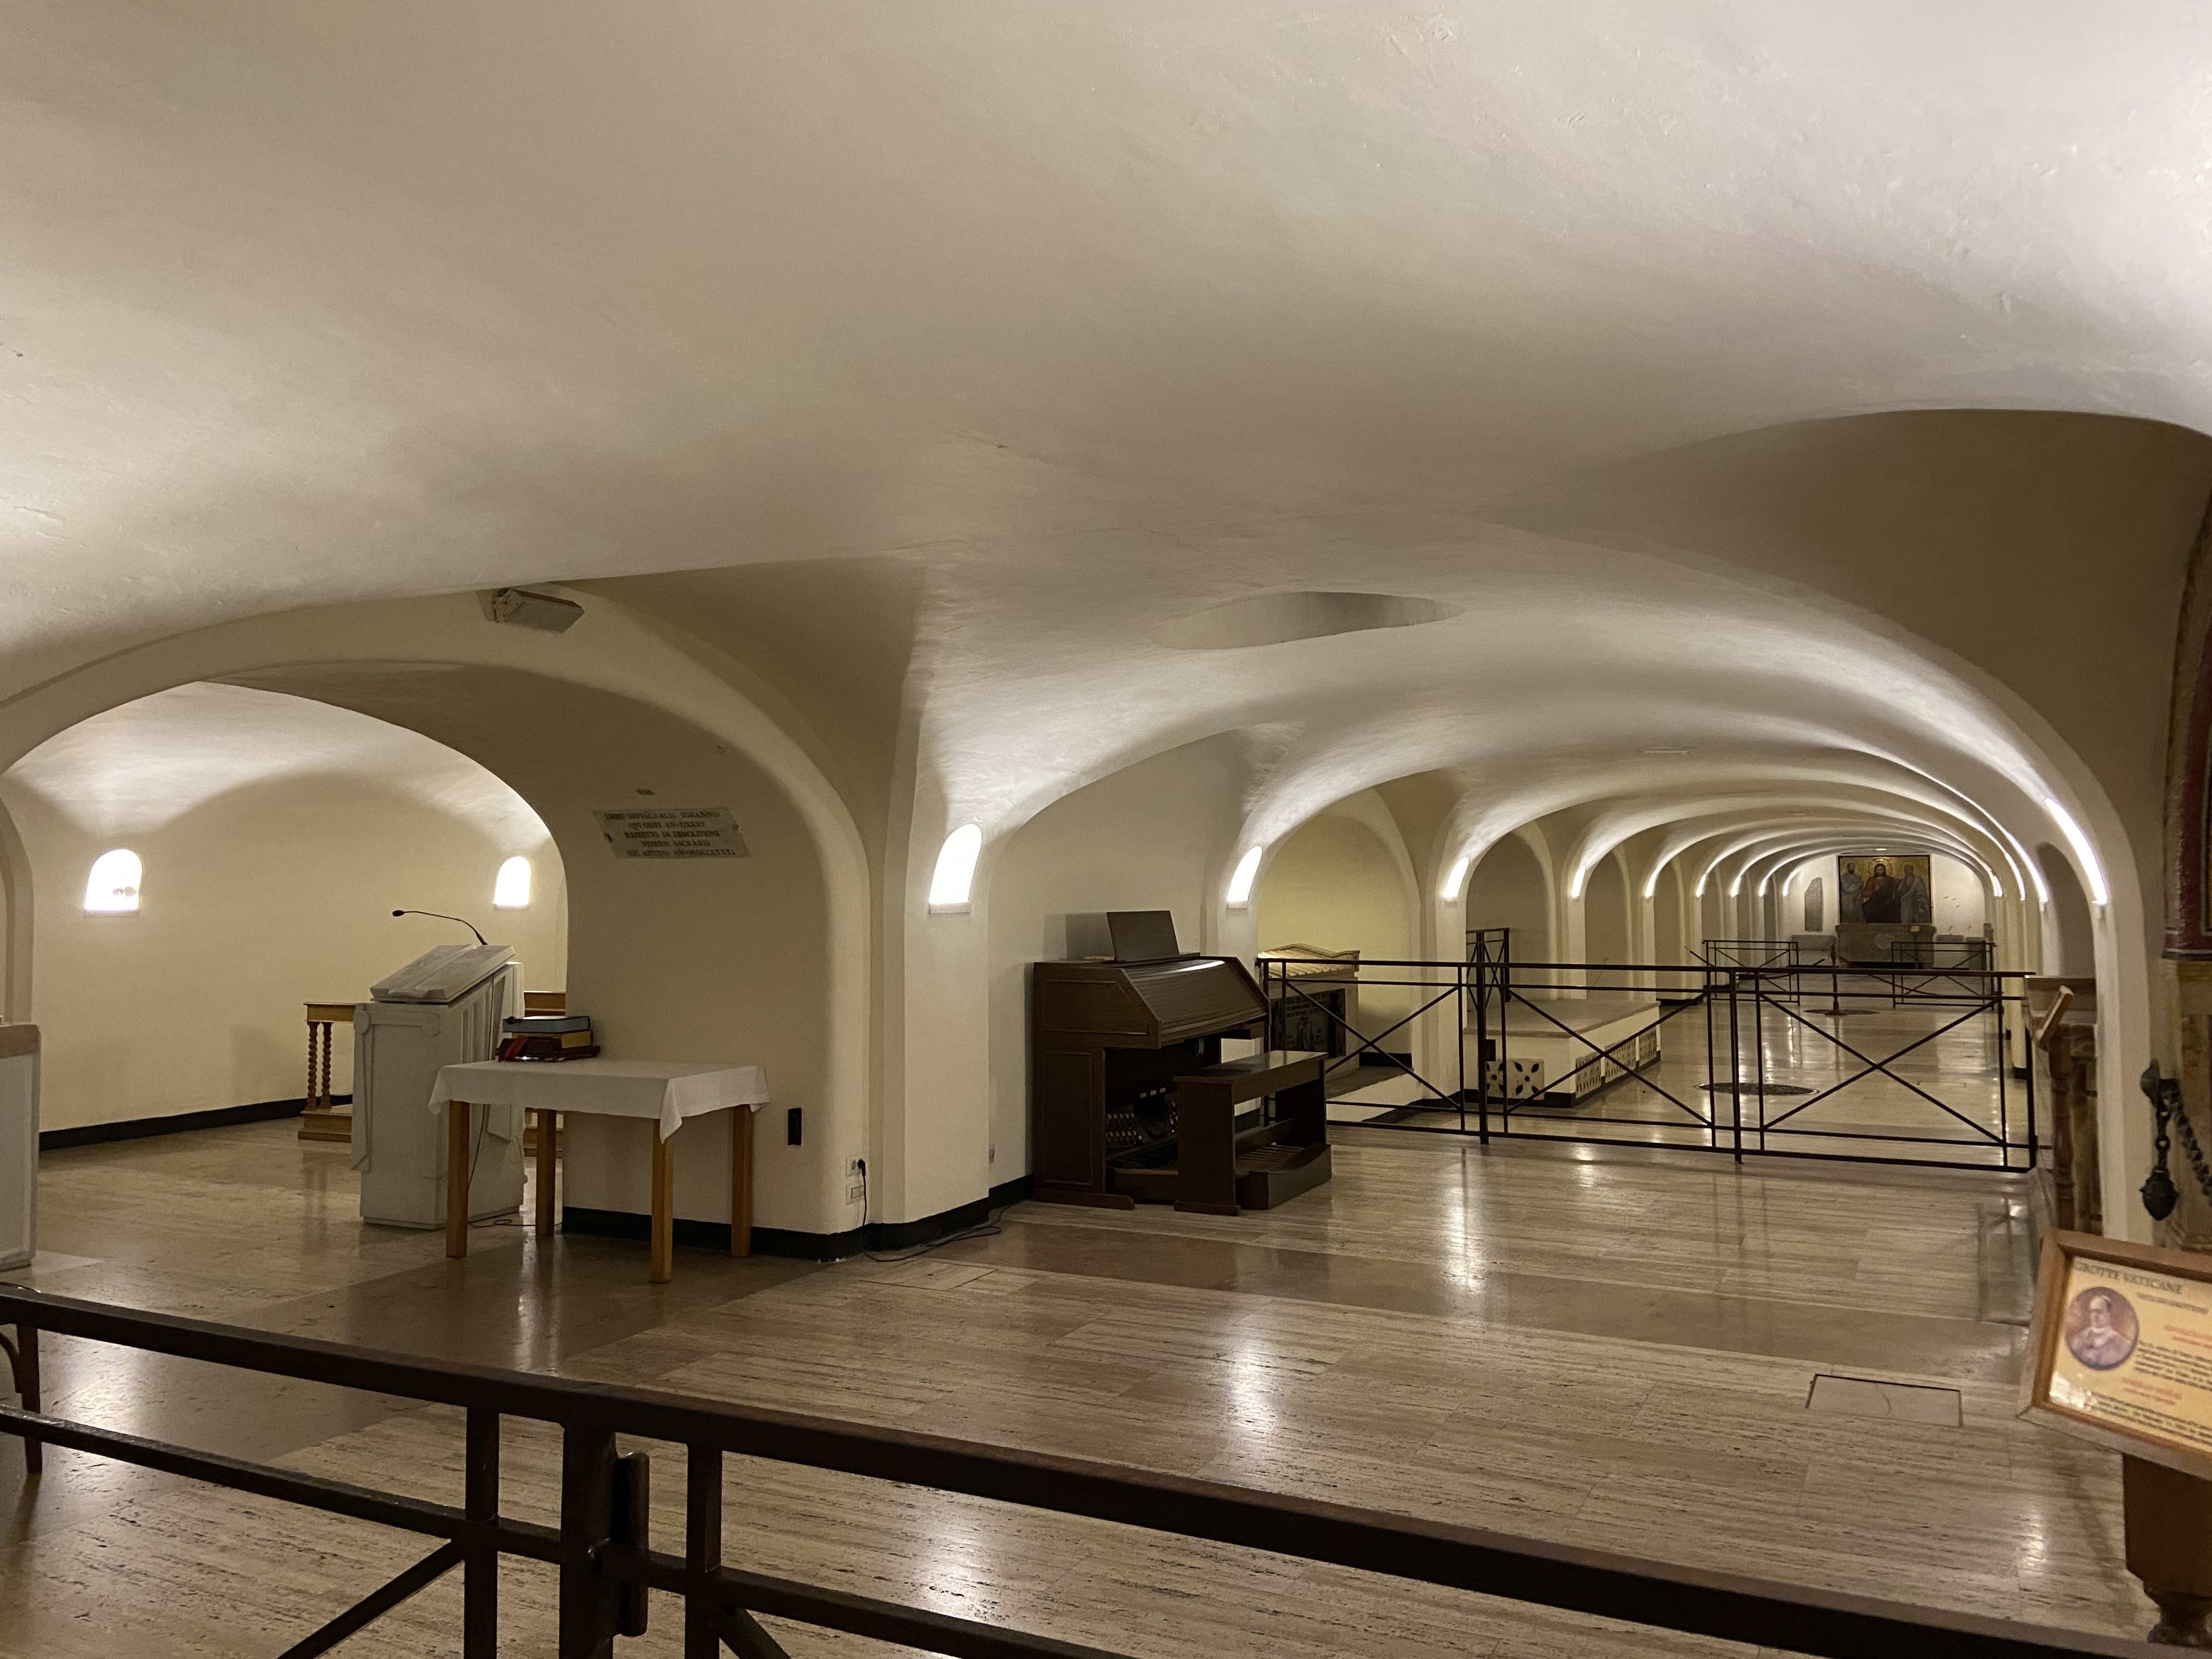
xmin=498 ymin=1013 xmax=599 ymax=1062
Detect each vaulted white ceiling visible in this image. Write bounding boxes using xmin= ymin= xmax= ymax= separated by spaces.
xmin=0 ymin=682 xmax=549 ymax=846
xmin=6 ymin=3 xmax=2210 ymax=896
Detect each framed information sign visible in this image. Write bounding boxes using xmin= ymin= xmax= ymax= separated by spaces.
xmin=2021 ymin=1229 xmax=2212 ymax=1480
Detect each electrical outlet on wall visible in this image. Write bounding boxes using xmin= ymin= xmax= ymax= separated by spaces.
xmin=845 ymin=1156 xmax=864 ymax=1205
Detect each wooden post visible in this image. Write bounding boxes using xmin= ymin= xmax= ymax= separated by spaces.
xmin=464 ymin=1407 xmax=500 ymax=1657
xmin=651 ymin=1123 xmax=675 ymax=1284
xmin=558 ymin=1424 xmax=619 ymax=1659
xmin=684 ymin=1445 xmax=723 ymax=1658
xmin=534 ymin=1110 xmax=559 ymax=1238
xmin=18 ymin=1324 xmax=37 ymax=1477
xmin=2 ymin=1324 xmax=39 ymax=1476
xmin=730 ymin=1107 xmax=753 ymax=1258
xmin=2126 ymin=1454 xmax=2212 ymax=1645
xmin=446 ymin=1102 xmax=471 ymax=1260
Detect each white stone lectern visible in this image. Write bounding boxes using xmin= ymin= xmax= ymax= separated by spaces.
xmin=352 ymin=945 xmax=524 ymax=1229
xmin=0 ymin=1024 xmax=36 ymax=1271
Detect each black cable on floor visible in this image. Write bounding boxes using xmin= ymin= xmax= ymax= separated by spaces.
xmin=856 ymin=1159 xmax=1003 ymax=1263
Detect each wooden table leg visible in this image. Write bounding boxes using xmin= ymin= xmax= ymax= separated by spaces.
xmin=445 ymin=1101 xmax=471 ymax=1259
xmin=534 ymin=1109 xmax=558 ymax=1237
xmin=730 ymin=1107 xmax=753 ymax=1258
xmin=650 ymin=1122 xmax=675 ymax=1283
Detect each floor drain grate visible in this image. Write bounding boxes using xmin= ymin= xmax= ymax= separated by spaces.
xmin=1698 ymin=1082 xmax=1815 ymax=1096
xmin=1805 ymin=1373 xmax=1961 ymax=1426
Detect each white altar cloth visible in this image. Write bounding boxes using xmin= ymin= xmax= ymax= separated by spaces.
xmin=429 ymin=1059 xmax=770 ymax=1139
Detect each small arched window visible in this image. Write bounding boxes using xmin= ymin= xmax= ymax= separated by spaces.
xmin=84 ymin=848 xmax=142 ymax=913
xmin=493 ymin=855 xmax=532 ymax=910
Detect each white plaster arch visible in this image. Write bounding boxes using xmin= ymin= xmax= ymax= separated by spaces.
xmin=0 ymin=589 xmax=876 ymax=1231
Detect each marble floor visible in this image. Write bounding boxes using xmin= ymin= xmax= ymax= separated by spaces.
xmin=0 ymin=1119 xmax=2149 ymax=1656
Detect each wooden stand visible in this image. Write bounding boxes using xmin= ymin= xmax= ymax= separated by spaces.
xmin=2127 ymin=1454 xmax=2212 ymax=1645
xmin=297 ymin=1002 xmax=356 ymax=1142
xmin=2022 ymin=1232 xmax=2212 ymax=1646
xmin=445 ymin=1101 xmax=757 ymax=1281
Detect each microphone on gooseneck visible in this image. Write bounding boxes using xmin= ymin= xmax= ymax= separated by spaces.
xmin=392 ymin=910 xmax=489 ymax=947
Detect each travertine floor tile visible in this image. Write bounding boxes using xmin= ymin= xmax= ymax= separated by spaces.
xmin=0 ymin=1116 xmax=2156 ymax=1655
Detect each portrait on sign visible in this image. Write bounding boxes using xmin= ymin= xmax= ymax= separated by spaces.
xmin=2064 ymin=1286 xmax=2140 ymax=1371
xmin=1837 ymin=854 xmax=1932 ymax=926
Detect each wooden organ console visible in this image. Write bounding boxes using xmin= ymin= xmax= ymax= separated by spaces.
xmin=1029 ymin=953 xmax=1332 ymax=1214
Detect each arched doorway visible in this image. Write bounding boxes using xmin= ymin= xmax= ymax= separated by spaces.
xmin=2041 ymin=843 xmax=2096 ymax=977
xmin=1585 ymin=853 xmax=1631 ymax=967
xmin=0 ymin=682 xmax=567 ymax=1137
xmin=221 ymin=661 xmax=838 ymax=1238
xmin=0 ymin=594 xmax=867 ymax=1246
xmin=1256 ymin=811 xmax=1415 ymax=1057
xmin=1465 ymin=831 xmax=1551 ymax=962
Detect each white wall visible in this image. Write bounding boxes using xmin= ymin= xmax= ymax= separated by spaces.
xmin=1584 ymin=853 xmax=1631 ymax=966
xmin=1256 ymin=810 xmax=1415 ymax=1041
xmin=1 ymin=685 xmax=566 ymax=1132
xmin=1464 ymin=832 xmax=1551 ymax=961
xmin=1929 ymin=853 xmax=1988 ymax=935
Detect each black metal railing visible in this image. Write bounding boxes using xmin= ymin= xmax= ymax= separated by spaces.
xmin=1700 ymin=938 xmax=1810 ymax=1004
xmin=1702 ymin=938 xmax=1802 ymax=970
xmin=0 ymin=1287 xmax=2144 ymax=1657
xmin=1710 ymin=963 xmax=2036 ymax=1169
xmin=1258 ymin=947 xmax=2035 ymax=1171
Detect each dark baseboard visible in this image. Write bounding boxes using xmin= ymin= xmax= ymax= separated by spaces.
xmin=563 ymin=1174 xmax=1035 ymax=1263
xmin=40 ymin=1094 xmax=347 ymax=1151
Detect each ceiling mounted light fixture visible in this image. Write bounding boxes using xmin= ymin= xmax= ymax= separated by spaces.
xmin=1226 ymin=845 xmax=1265 ymax=907
xmin=928 ymin=824 xmax=983 ymax=912
xmin=480 ymin=586 xmax=583 ymax=634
